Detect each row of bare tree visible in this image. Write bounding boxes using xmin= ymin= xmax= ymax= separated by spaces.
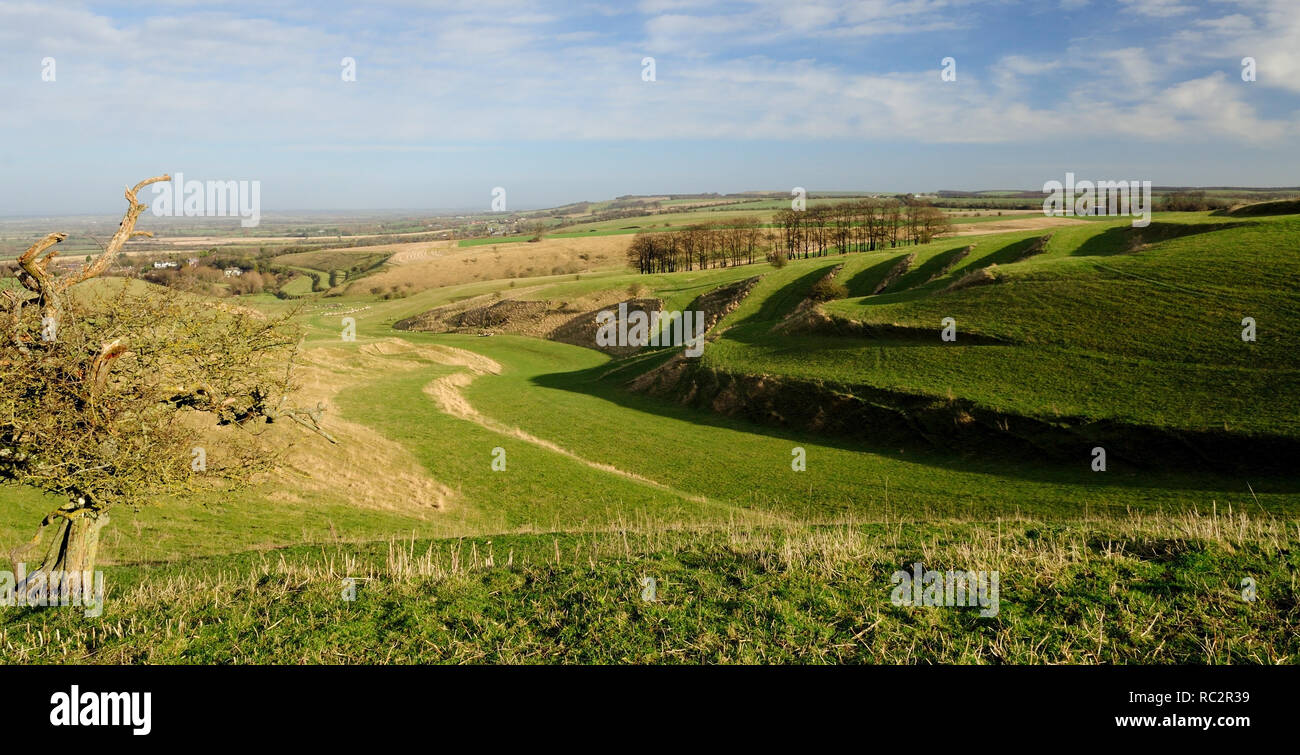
xmin=626 ymin=217 xmax=765 ymax=274
xmin=774 ymin=198 xmax=954 ymax=259
xmin=626 ymin=198 xmax=955 ymax=274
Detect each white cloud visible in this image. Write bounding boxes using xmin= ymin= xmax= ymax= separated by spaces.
xmin=1160 ymin=0 xmax=1300 ymax=94
xmin=1196 ymin=13 xmax=1255 ymax=34
xmin=0 ymin=0 xmax=1293 ymax=151
xmin=1118 ymin=0 xmax=1193 ymax=17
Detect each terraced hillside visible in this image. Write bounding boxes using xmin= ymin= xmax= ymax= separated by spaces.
xmin=627 ymin=215 xmax=1300 ymax=472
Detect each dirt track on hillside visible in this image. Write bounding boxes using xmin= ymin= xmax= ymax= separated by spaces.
xmin=420 ymin=347 xmax=710 ymax=504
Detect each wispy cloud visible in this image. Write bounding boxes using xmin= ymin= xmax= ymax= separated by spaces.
xmin=0 ymin=0 xmax=1296 ymax=211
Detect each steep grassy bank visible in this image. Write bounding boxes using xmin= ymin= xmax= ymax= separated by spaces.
xmin=597 ymin=213 xmax=1300 ymax=472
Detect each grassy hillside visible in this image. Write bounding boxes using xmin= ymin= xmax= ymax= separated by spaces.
xmin=6 ymin=512 xmax=1295 ymax=664
xmin=2 ymin=209 xmax=1297 ymax=664
xmin=686 ymin=215 xmax=1300 ymax=457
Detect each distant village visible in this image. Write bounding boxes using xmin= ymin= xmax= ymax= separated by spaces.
xmin=151 ymin=258 xmax=243 ymax=276
xmin=122 ymin=250 xmax=280 ymax=296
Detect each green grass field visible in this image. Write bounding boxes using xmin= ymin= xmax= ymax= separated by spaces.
xmin=706 ymin=216 xmax=1299 ymax=442
xmin=7 ymin=513 xmax=1295 ymax=663
xmin=2 ymin=209 xmax=1297 ymax=664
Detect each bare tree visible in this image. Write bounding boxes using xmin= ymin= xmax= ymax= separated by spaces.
xmin=916 ymin=204 xmax=955 ymax=244
xmin=2 ymin=176 xmax=331 ymax=596
xmin=886 ymin=200 xmax=903 ymax=247
xmin=627 ymin=233 xmax=654 ymax=273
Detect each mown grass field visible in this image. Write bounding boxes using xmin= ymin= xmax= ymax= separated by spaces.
xmin=2 ymin=208 xmax=1297 ymax=664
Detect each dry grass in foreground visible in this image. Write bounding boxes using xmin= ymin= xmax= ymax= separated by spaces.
xmin=2 ymin=508 xmax=1296 ymax=664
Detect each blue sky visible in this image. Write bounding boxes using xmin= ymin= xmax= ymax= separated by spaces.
xmin=1 ymin=0 xmax=1297 ymax=214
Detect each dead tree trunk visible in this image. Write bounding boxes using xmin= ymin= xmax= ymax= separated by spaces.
xmin=12 ymin=500 xmax=108 ymax=600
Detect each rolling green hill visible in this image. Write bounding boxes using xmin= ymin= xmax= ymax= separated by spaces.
xmin=635 ymin=214 xmax=1300 ymax=470
xmin=2 ymin=209 xmax=1297 ymax=664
